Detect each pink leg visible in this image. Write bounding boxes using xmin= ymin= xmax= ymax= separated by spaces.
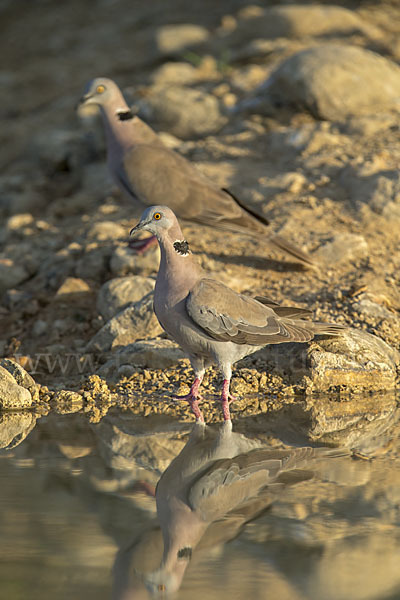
xmin=128 ymin=235 xmax=158 ymax=254
xmin=174 ymin=377 xmax=204 ymax=422
xmin=220 ymin=379 xmax=236 ymax=421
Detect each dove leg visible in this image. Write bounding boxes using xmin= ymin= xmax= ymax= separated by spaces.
xmin=219 ymin=365 xmax=237 ymax=421
xmin=128 ymin=234 xmax=158 ymax=254
xmin=174 ymin=358 xmax=205 ymax=422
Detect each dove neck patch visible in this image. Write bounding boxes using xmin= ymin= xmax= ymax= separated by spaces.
xmin=173 ymin=240 xmax=190 ymax=257
xmin=177 ymin=547 xmax=192 ymax=560
xmin=116 ymin=109 xmax=134 ymax=121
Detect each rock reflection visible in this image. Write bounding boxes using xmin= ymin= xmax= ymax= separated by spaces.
xmin=113 ymin=421 xmax=350 ymax=598
xmin=0 ymin=412 xmax=37 ymax=450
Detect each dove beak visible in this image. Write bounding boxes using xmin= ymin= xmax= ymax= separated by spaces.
xmin=130 ymin=220 xmax=148 ymax=236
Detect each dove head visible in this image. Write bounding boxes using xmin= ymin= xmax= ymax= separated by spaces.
xmin=144 ymin=561 xmax=189 ymax=597
xmin=130 ymin=206 xmax=188 ymax=253
xmin=79 ymin=77 xmax=134 ymax=120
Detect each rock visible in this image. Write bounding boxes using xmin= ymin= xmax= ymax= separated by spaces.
xmin=0 ymin=358 xmax=39 ymax=400
xmin=230 ymin=5 xmax=380 ymax=42
xmin=315 ymin=233 xmax=368 ymax=265
xmin=352 ymin=298 xmax=396 ymax=321
xmin=0 ymin=257 xmax=29 ymax=294
xmin=55 ymin=277 xmax=91 ymax=299
xmin=75 ymin=245 xmax=112 ymax=281
xmin=28 ymin=128 xmax=92 ymax=172
xmin=98 ymin=338 xmax=184 ymax=378
xmin=3 ymin=288 xmax=32 ymax=310
xmin=247 ymin=45 xmax=400 ymax=121
xmin=137 ymin=85 xmax=226 ymax=139
xmin=341 ymin=166 xmax=400 ymax=220
xmin=256 ymin=328 xmax=399 ymax=395
xmin=6 ymin=213 xmax=35 ymax=231
xmin=52 ymin=390 xmax=84 ymax=414
xmin=155 ymin=24 xmax=209 ymax=54
xmin=110 ymin=244 xmax=160 ymax=277
xmin=0 ymin=412 xmax=37 ymax=449
xmin=151 ymin=62 xmax=199 ymax=86
xmin=97 ymin=276 xmax=155 ymax=321
xmin=0 ymin=365 xmax=33 ymax=409
xmin=87 ymin=220 xmax=127 ymax=241
xmin=32 ymin=319 xmax=48 ymax=337
xmin=86 ymin=292 xmax=162 ymax=352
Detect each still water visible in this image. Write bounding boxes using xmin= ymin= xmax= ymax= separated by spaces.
xmin=0 ymin=405 xmax=400 ymax=600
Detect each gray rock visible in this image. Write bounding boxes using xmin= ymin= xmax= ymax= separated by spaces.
xmin=110 ymin=244 xmax=160 ymax=277
xmin=86 ymin=292 xmax=162 ymax=352
xmin=256 ymin=328 xmax=399 ymax=394
xmin=75 ymin=246 xmax=112 ymax=281
xmin=246 ymin=45 xmax=400 ymax=121
xmin=0 ymin=365 xmax=33 ymax=409
xmin=97 ymin=276 xmax=155 ymax=321
xmin=137 ymin=85 xmax=226 ymax=139
xmin=315 ymin=233 xmax=368 ymax=265
xmin=28 ymin=128 xmax=92 ymax=171
xmin=0 ymin=257 xmax=29 ymax=294
xmin=98 ymin=338 xmax=184 ymax=378
xmin=32 ymin=319 xmax=48 ymax=337
xmin=155 ymin=24 xmax=209 ymax=54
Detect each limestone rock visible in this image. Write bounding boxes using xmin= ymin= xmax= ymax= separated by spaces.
xmin=0 ymin=358 xmax=39 ymax=400
xmin=110 ymin=244 xmax=160 ymax=277
xmin=231 ymin=5 xmax=380 ymax=42
xmin=0 ymin=365 xmax=33 ymax=409
xmin=97 ymin=276 xmax=155 ymax=321
xmin=256 ymin=328 xmax=399 ymax=395
xmin=247 ymin=45 xmax=400 ymax=120
xmin=87 ymin=220 xmax=126 ymax=241
xmin=137 ymin=85 xmax=226 ymax=139
xmin=155 ymin=24 xmax=209 ymax=54
xmin=86 ymin=292 xmax=162 ymax=352
xmin=98 ymin=338 xmax=184 ymax=378
xmin=151 ymin=62 xmax=199 ymax=86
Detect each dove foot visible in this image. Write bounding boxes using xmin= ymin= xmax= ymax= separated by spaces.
xmin=174 ymin=377 xmax=204 ymax=422
xmin=128 ymin=234 xmax=158 ymax=254
xmin=220 ymin=379 xmax=236 ymax=421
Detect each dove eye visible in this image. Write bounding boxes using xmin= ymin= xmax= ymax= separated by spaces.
xmin=96 ymin=85 xmax=105 ymax=94
xmin=158 ymin=584 xmax=166 ymax=592
xmin=153 ymin=212 xmax=162 ymax=220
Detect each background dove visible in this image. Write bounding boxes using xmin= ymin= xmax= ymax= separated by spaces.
xmin=79 ymin=77 xmax=315 ymax=267
xmin=130 ymin=206 xmax=344 ymax=421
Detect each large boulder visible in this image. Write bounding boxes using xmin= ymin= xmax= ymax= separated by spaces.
xmin=245 ymin=45 xmax=400 ymax=120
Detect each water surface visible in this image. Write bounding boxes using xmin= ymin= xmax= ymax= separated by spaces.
xmin=1 ymin=405 xmax=400 ymax=600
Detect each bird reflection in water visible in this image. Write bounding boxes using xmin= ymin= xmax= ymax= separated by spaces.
xmin=112 ymin=421 xmax=349 ymax=598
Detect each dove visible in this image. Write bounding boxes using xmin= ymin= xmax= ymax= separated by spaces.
xmin=79 ymin=77 xmax=315 ymax=266
xmin=130 ymin=206 xmax=345 ymax=421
